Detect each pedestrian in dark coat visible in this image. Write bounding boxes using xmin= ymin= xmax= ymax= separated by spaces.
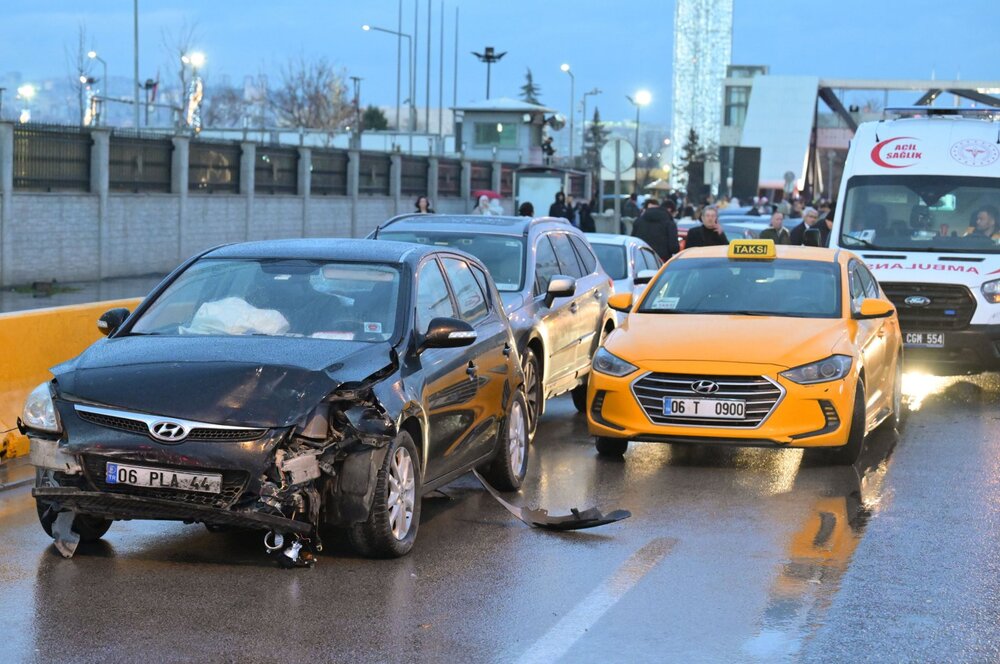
xmin=789 ymin=207 xmax=829 ymax=246
xmin=631 ymin=198 xmax=680 ymax=261
xmin=548 ymin=191 xmax=572 ymax=222
xmin=685 ymin=206 xmax=730 ymax=247
xmin=579 ymin=200 xmax=597 ymax=233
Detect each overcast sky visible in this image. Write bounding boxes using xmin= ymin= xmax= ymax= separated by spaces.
xmin=2 ymin=0 xmax=997 ymax=127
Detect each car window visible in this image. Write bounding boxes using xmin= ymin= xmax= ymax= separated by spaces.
xmin=534 ymin=235 xmax=561 ymax=294
xmin=379 ymin=230 xmax=525 ymax=292
xmin=591 ymin=243 xmax=627 ymax=280
xmin=858 ymin=264 xmax=880 ymax=298
xmin=442 ymin=257 xmax=489 ymax=325
xmin=640 ymin=248 xmax=661 ymax=271
xmin=469 ymin=264 xmax=493 ymax=308
xmin=549 ymin=233 xmax=584 ymax=278
xmin=416 ymin=259 xmax=457 ymax=333
xmin=848 ymin=264 xmax=866 ymax=312
xmin=569 ymin=235 xmax=598 ymax=274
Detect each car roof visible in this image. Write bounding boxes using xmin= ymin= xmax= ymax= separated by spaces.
xmin=203 ymin=238 xmax=439 ymax=264
xmin=379 ymin=213 xmax=573 ymax=236
xmin=585 ymin=233 xmax=647 ymax=247
xmin=677 ymin=244 xmax=845 ymax=263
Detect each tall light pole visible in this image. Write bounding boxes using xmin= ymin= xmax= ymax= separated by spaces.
xmin=560 ymin=63 xmax=575 ymax=162
xmin=395 ymin=0 xmax=402 ymax=131
xmin=581 ymin=87 xmax=601 ymax=144
xmin=133 ymin=0 xmax=140 ymax=128
xmin=626 ymin=89 xmax=652 ymax=154
xmin=472 ymin=47 xmax=505 ymax=99
xmin=17 ymin=84 xmax=36 ymax=124
xmin=363 ymin=24 xmax=415 ymax=133
xmin=88 ymin=51 xmax=108 ymax=126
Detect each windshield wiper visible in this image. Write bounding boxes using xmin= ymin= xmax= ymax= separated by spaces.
xmin=842 ymin=235 xmax=878 ymax=249
xmin=695 ymin=310 xmax=771 ymax=316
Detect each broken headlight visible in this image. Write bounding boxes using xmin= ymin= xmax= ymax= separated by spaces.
xmin=22 ymin=382 xmax=62 ymax=433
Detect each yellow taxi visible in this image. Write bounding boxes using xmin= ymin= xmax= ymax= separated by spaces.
xmin=587 ymin=240 xmax=903 ymax=464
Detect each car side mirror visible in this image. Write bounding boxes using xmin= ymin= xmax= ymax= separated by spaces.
xmin=544 ymin=275 xmax=576 ymax=307
xmin=803 ymin=228 xmax=823 ymax=247
xmin=634 ymin=269 xmax=657 ymax=286
xmin=97 ymin=308 xmax=130 ymax=336
xmin=607 ymin=292 xmax=633 ymax=313
xmin=855 ymin=298 xmax=894 ymax=320
xmin=420 ymin=317 xmax=477 ymax=351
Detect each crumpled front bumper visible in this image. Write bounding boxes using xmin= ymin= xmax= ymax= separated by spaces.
xmin=33 ymin=486 xmax=313 ymax=535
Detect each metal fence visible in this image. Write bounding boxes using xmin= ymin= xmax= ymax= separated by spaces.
xmin=437 ymin=159 xmax=461 ymax=197
xmin=358 ymin=152 xmax=391 ymax=196
xmin=255 ymin=146 xmax=298 ymax=195
xmin=311 ymin=150 xmax=349 ymax=196
xmin=13 ymin=125 xmax=91 ymax=192
xmin=109 ymin=133 xmax=172 ymax=193
xmin=189 ymin=140 xmax=241 ymax=194
xmin=400 ymin=156 xmax=429 ymax=196
xmin=470 ymin=163 xmax=491 ymax=192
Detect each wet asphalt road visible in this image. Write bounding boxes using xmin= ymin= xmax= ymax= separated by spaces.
xmin=2 ymin=374 xmax=1000 ymax=663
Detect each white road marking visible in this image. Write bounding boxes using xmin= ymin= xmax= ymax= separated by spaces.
xmin=516 ymin=537 xmax=677 ymax=664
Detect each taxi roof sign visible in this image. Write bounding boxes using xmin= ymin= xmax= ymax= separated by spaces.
xmin=728 ymin=239 xmax=776 ymax=260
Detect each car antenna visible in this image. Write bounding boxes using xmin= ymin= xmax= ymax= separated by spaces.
xmin=373 ymin=224 xmax=381 ymax=239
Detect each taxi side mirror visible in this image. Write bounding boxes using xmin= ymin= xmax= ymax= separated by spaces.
xmin=607 ymin=292 xmax=633 ymax=313
xmin=634 ymin=269 xmax=657 ymax=286
xmin=855 ymin=298 xmax=894 ymax=320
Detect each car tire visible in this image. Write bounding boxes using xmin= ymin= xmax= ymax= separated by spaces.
xmin=828 ymin=381 xmax=867 ymax=466
xmin=522 ymin=347 xmax=543 ymax=438
xmin=36 ymin=500 xmax=112 ymax=542
xmin=348 ymin=430 xmax=421 ymax=558
xmin=877 ymin=358 xmax=903 ymax=433
xmin=595 ymin=436 xmax=628 ymax=458
xmin=571 ymin=381 xmax=588 ymax=413
xmin=478 ymin=391 xmax=530 ymax=491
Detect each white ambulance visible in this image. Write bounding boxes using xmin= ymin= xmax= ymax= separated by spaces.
xmin=831 ymin=109 xmax=1000 ymax=374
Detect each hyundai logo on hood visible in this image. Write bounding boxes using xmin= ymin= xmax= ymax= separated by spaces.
xmin=691 ymin=380 xmax=720 ymax=395
xmin=904 ymin=295 xmax=931 ymax=307
xmin=150 ymin=420 xmax=189 ymax=442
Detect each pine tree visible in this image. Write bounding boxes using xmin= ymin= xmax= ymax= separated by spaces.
xmin=519 ymin=68 xmax=542 ymax=105
xmin=678 ymin=128 xmax=712 ymax=191
xmin=582 ymin=107 xmax=611 ymax=167
xmin=362 ymin=105 xmax=389 ymax=130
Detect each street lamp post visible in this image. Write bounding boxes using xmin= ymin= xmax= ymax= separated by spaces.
xmin=17 ymin=84 xmax=36 ymax=123
xmin=626 ymin=89 xmax=651 ymax=155
xmin=581 ymin=87 xmax=601 ymax=151
xmin=363 ymin=24 xmax=415 ymax=135
xmin=560 ymin=64 xmax=575 ymax=162
xmin=472 ymin=47 xmax=506 ymax=99
xmin=88 ymin=51 xmax=108 ymax=125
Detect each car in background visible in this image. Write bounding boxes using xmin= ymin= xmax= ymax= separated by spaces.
xmin=587 ymin=240 xmax=903 ymax=465
xmin=586 ymin=233 xmax=662 ymax=321
xmin=26 ymin=239 xmax=529 ymax=561
xmin=676 ymin=215 xmax=770 ymax=249
xmin=375 ymin=214 xmax=615 ymax=431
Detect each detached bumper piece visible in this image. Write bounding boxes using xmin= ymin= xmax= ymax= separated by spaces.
xmin=474 ymin=471 xmax=631 ymax=531
xmin=33 ymin=487 xmax=313 ymax=536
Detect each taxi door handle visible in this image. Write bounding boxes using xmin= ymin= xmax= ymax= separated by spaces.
xmin=569 ymin=302 xmax=579 ymax=314
xmin=466 ymin=361 xmax=478 ymax=379
xmin=503 ymin=343 xmax=512 ymax=357
xmin=877 ymin=327 xmax=886 ymax=338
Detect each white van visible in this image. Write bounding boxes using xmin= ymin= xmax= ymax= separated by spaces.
xmin=831 ymin=109 xmax=1000 ymax=374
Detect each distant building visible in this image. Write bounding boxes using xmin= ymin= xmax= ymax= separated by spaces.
xmin=452 ymin=97 xmax=555 ymax=164
xmin=671 ymin=0 xmax=733 ymax=190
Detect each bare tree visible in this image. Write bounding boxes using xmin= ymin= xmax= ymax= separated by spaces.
xmin=160 ymin=20 xmax=201 ymax=114
xmin=270 ymin=56 xmax=352 ymax=130
xmin=203 ymin=84 xmax=251 ymax=128
xmin=64 ymin=22 xmax=94 ymax=125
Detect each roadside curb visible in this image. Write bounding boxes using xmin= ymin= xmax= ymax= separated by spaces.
xmin=0 ymin=457 xmax=33 ymax=493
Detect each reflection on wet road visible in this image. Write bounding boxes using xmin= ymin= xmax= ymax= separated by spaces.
xmin=1 ymin=372 xmax=999 ymax=661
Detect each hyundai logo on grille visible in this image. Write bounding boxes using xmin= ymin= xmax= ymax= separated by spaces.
xmin=150 ymin=420 xmax=189 ymax=442
xmin=904 ymin=295 xmax=932 ymax=307
xmin=691 ymin=380 xmax=720 ymax=395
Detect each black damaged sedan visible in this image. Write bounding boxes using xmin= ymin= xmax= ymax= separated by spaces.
xmin=23 ymin=239 xmax=529 ymax=562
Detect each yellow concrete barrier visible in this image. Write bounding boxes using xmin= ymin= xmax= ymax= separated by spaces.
xmin=0 ymin=298 xmax=143 ymax=461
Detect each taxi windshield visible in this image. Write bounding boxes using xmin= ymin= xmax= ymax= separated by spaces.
xmin=839 ymin=175 xmax=1000 ymax=254
xmin=637 ymin=257 xmax=841 ymax=318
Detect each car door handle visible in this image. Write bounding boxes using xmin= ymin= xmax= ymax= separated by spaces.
xmin=503 ymin=343 xmax=512 ymax=357
xmin=877 ymin=327 xmax=886 ymax=338
xmin=466 ymin=361 xmax=478 ymax=378
xmin=593 ymin=290 xmax=603 ymax=300
xmin=570 ymin=302 xmax=579 ymax=314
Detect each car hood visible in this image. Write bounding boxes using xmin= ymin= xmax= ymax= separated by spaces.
xmin=51 ymin=336 xmax=396 ymax=428
xmin=608 ymin=314 xmax=848 ymax=370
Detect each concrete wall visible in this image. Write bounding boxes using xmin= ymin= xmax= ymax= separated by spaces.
xmin=0 ymin=122 xmax=514 ymax=287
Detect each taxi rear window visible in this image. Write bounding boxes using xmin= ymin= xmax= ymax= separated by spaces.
xmin=637 ymin=258 xmax=842 ymax=318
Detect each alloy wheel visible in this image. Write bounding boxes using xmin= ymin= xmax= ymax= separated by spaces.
xmin=387 ymin=447 xmax=416 ymax=540
xmin=508 ymin=399 xmax=527 ymax=476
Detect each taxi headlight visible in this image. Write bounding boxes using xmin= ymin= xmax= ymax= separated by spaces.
xmin=982 ymin=278 xmax=1000 ymax=304
xmin=592 ymin=347 xmax=638 ymax=377
xmin=780 ymin=355 xmax=852 ymax=385
xmin=21 ymin=382 xmax=62 ymax=433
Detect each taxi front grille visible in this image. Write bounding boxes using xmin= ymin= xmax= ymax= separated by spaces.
xmin=631 ymin=373 xmax=783 ymax=429
xmin=81 ymin=455 xmax=248 ymax=509
xmin=881 ymin=282 xmax=976 ymax=331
